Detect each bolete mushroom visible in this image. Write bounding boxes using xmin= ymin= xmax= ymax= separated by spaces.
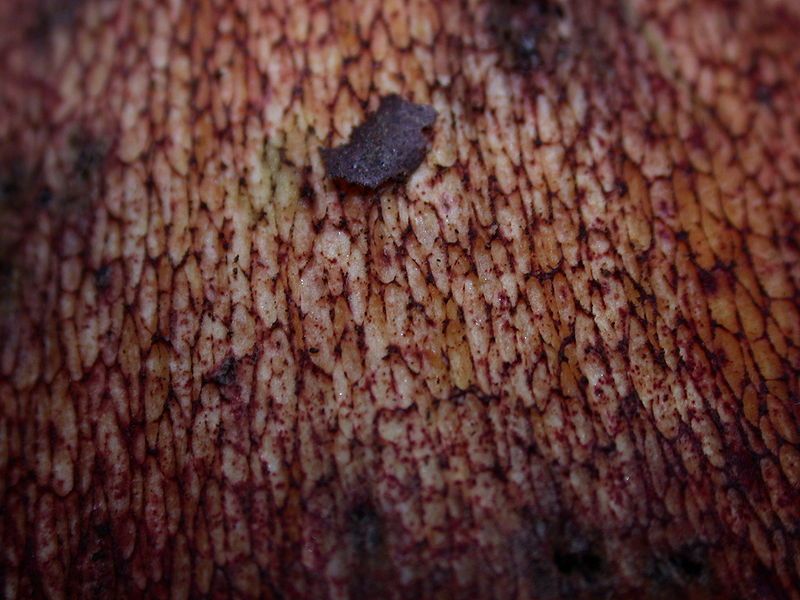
xmin=1 ymin=0 xmax=799 ymax=598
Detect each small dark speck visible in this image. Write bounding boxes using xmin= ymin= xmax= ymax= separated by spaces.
xmin=91 ymin=549 xmax=108 ymax=562
xmin=37 ymin=188 xmax=54 ymax=206
xmin=210 ymin=356 xmax=237 ymax=386
xmin=300 ymin=182 xmax=315 ymax=199
xmin=71 ymin=135 xmax=106 ymax=183
xmin=320 ymin=95 xmax=437 ymax=189
xmin=308 ymin=347 xmax=319 ymax=354
xmin=349 ymin=502 xmax=384 ymax=557
xmin=0 ymin=260 xmax=14 ymax=281
xmin=95 ymin=265 xmax=111 ymax=290
xmin=553 ymin=547 xmax=603 ymax=580
xmin=698 ymin=268 xmax=717 ymax=294
xmin=0 ymin=160 xmax=24 ymax=206
xmin=755 ymin=84 xmax=773 ymax=105
xmin=672 ymin=552 xmax=704 ymax=578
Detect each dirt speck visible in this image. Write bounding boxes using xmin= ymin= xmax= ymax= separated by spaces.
xmin=209 ymin=356 xmax=237 ymax=386
xmin=321 ymin=95 xmax=437 ymax=189
xmin=94 ymin=265 xmax=111 ymax=290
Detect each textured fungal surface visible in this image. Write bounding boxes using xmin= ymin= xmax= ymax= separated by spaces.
xmin=1 ymin=0 xmax=800 ymax=598
xmin=321 ymin=94 xmax=437 ymax=188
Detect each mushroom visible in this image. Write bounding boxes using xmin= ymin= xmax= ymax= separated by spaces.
xmin=1 ymin=0 xmax=799 ymax=598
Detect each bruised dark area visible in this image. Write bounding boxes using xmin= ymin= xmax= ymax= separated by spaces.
xmin=488 ymin=0 xmax=618 ymax=82
xmin=209 ymin=355 xmax=238 ymax=387
xmin=0 ymin=0 xmax=88 ymax=65
xmin=93 ymin=264 xmax=111 ymax=290
xmin=509 ymin=518 xmax=609 ymax=600
xmin=346 ymin=502 xmax=397 ymax=599
xmin=489 ymin=0 xmax=569 ymax=71
xmin=73 ymin=519 xmax=120 ymax=600
xmin=505 ymin=512 xmax=725 ymax=600
xmin=644 ymin=545 xmax=722 ymax=600
xmin=22 ymin=0 xmax=83 ymax=45
xmin=60 ymin=128 xmax=109 ymax=214
xmin=321 ymin=95 xmax=437 ymax=189
xmin=0 ymin=149 xmax=44 ymax=218
xmin=0 ymin=153 xmax=39 ymax=313
xmin=0 ymin=126 xmax=108 ymax=317
xmin=0 ymin=128 xmax=108 ymax=222
xmin=0 ymin=258 xmax=18 ymax=315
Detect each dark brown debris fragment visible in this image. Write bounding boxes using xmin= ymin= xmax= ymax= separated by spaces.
xmin=321 ymin=95 xmax=437 ymax=189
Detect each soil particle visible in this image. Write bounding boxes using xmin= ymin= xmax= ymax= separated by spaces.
xmin=321 ymin=95 xmax=437 ymax=189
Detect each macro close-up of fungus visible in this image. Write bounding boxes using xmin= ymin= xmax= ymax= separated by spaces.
xmin=1 ymin=0 xmax=799 ymax=598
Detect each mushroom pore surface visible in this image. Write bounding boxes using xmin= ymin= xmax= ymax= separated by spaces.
xmin=1 ymin=0 xmax=800 ymax=598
